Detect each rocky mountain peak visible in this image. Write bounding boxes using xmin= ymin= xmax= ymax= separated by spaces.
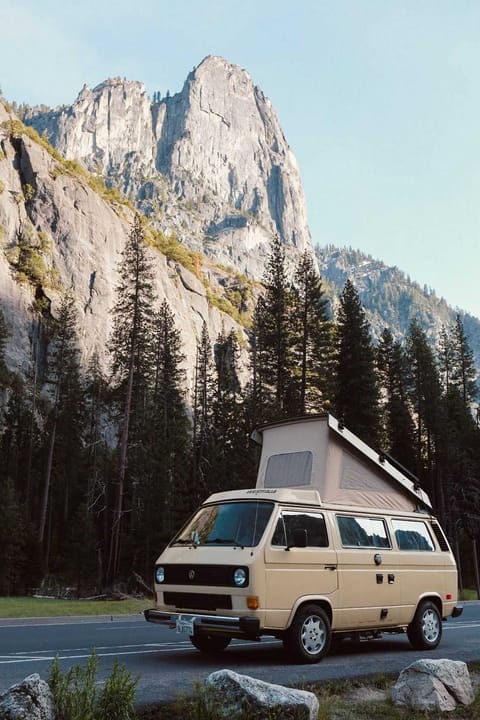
xmin=24 ymin=56 xmax=313 ymax=279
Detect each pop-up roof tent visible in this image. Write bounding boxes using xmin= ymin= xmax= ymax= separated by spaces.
xmin=253 ymin=414 xmax=432 ymax=513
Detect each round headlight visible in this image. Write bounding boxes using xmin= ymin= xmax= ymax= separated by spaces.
xmin=155 ymin=566 xmax=165 ymax=584
xmin=233 ymin=567 xmax=247 ymax=587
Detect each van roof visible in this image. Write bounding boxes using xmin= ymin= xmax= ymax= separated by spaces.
xmin=252 ymin=414 xmax=432 ymax=512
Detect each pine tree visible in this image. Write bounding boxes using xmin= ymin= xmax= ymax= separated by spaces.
xmin=290 ymin=251 xmax=334 ymax=414
xmin=108 ymin=214 xmax=157 ymax=584
xmin=334 ymin=280 xmax=381 ymax=445
xmin=0 ymin=477 xmax=26 ymax=595
xmin=376 ymin=328 xmax=415 ymax=469
xmin=451 ymin=314 xmax=478 ymax=405
xmin=243 ymin=300 xmax=276 ymax=428
xmin=436 ymin=316 xmax=480 ymax=555
xmin=406 ymin=319 xmax=443 ymax=513
xmin=438 ymin=325 xmax=455 ymax=396
xmin=83 ymin=352 xmax=113 ymax=587
xmin=191 ymin=322 xmax=216 ymax=506
xmin=38 ymin=293 xmax=85 ymax=567
xmin=255 ymin=235 xmax=294 ymax=415
xmin=137 ymin=299 xmax=191 ymax=573
xmin=210 ymin=328 xmax=249 ymax=491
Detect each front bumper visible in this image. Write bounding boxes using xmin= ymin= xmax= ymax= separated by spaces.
xmin=144 ymin=608 xmax=260 ymax=639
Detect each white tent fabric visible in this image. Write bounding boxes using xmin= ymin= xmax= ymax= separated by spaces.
xmin=255 ymin=415 xmax=431 ymax=512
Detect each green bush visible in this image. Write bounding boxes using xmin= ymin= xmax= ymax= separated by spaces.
xmin=48 ymin=651 xmax=138 ymax=720
xmin=23 ymin=182 xmax=35 ymax=202
xmin=148 ymin=229 xmax=202 ymax=275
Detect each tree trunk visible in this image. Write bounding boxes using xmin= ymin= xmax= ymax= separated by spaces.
xmin=107 ymin=354 xmax=135 ymax=585
xmin=38 ymin=413 xmax=57 ymax=545
xmin=473 ymin=537 xmax=480 ymax=601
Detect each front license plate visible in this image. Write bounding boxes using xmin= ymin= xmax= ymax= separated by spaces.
xmin=176 ymin=615 xmax=195 ymax=635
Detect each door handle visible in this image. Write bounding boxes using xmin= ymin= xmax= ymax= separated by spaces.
xmin=324 ymin=565 xmax=337 ymax=570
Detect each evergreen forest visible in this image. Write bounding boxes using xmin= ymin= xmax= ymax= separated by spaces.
xmin=0 ymin=222 xmax=479 ymax=597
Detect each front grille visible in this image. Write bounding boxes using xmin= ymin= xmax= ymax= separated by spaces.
xmin=163 ymin=592 xmax=232 ymax=610
xmin=160 ymin=564 xmax=248 ymax=587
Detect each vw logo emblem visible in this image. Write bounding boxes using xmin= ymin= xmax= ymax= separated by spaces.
xmin=188 ymin=569 xmax=195 ymax=580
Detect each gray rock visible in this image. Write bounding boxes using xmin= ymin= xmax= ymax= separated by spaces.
xmin=0 ymin=100 xmax=249 ymax=389
xmin=0 ymin=673 xmax=55 ymax=720
xmin=24 ymin=56 xmax=314 ymax=280
xmin=391 ymin=658 xmax=474 ymax=712
xmin=206 ymin=669 xmax=319 ymax=720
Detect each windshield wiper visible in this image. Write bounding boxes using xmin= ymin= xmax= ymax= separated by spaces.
xmin=206 ymin=537 xmax=245 ymax=549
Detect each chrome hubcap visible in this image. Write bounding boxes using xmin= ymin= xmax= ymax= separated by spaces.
xmin=422 ymin=609 xmax=440 ymax=642
xmin=301 ymin=615 xmax=326 ymax=655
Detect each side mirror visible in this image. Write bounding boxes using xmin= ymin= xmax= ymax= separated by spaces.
xmin=286 ymin=528 xmax=308 ymax=550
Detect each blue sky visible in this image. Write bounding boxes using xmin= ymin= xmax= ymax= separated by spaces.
xmin=2 ymin=0 xmax=480 ymax=318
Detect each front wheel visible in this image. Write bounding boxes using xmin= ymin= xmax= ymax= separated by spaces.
xmin=190 ymin=634 xmax=231 ymax=654
xmin=407 ymin=600 xmax=442 ymax=650
xmin=283 ymin=604 xmax=331 ymax=664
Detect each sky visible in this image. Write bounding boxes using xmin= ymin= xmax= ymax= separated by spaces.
xmin=1 ymin=0 xmax=480 ymax=318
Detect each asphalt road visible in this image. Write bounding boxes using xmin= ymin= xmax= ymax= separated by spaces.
xmin=1 ymin=603 xmax=480 ymax=707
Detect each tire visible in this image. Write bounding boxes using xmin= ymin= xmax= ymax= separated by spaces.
xmin=283 ymin=604 xmax=331 ymax=664
xmin=190 ymin=634 xmax=231 ymax=654
xmin=407 ymin=600 xmax=442 ymax=650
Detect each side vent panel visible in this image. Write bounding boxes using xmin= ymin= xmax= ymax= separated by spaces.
xmin=431 ymin=522 xmax=450 ymax=552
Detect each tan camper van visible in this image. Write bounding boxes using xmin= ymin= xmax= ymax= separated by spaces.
xmin=144 ymin=415 xmax=463 ymax=663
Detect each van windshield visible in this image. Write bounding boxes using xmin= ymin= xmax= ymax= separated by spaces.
xmin=172 ymin=501 xmax=274 ymax=548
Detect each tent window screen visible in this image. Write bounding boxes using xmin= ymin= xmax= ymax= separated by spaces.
xmin=264 ymin=451 xmax=313 ymax=488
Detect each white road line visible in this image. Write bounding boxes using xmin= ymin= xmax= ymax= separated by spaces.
xmin=12 ymin=642 xmax=186 ymax=654
xmin=0 ymin=639 xmax=280 ymax=666
xmin=444 ymin=622 xmax=480 ymax=630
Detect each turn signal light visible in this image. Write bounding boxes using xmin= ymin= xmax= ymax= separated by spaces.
xmin=247 ymin=595 xmax=259 ymax=610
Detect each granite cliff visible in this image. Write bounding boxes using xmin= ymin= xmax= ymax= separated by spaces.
xmin=24 ymin=56 xmax=312 ymax=278
xmin=0 ymin=100 xmax=250 ymax=387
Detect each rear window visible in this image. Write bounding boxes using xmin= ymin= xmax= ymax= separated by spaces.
xmin=392 ymin=519 xmax=435 ymax=551
xmin=337 ymin=515 xmax=390 ymax=548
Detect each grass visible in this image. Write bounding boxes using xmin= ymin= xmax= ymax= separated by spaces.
xmin=459 ymin=588 xmax=480 ymax=601
xmin=0 ymin=596 xmax=151 ymax=618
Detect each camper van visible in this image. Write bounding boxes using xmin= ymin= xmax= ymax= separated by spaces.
xmin=144 ymin=415 xmax=462 ymax=663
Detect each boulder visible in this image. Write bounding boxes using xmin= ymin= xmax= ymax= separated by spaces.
xmin=0 ymin=673 xmax=55 ymax=720
xmin=206 ymin=669 xmax=318 ymax=720
xmin=391 ymin=658 xmax=474 ymax=712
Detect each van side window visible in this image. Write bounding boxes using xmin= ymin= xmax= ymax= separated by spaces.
xmin=337 ymin=515 xmax=390 ymax=548
xmin=392 ymin=519 xmax=435 ymax=551
xmin=272 ymin=511 xmax=329 ymax=547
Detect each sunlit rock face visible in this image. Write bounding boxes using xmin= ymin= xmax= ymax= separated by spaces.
xmin=0 ymin=101 xmax=249 ymax=389
xmin=25 ymin=56 xmax=313 ymax=279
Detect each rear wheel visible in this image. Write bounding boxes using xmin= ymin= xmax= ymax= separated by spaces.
xmin=190 ymin=634 xmax=231 ymax=654
xmin=283 ymin=604 xmax=331 ymax=663
xmin=407 ymin=600 xmax=442 ymax=649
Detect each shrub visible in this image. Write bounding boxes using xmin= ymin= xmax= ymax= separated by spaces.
xmin=48 ymin=651 xmax=138 ymax=720
xmin=23 ymin=183 xmax=35 ymax=202
xmin=148 ymin=229 xmax=202 ymax=275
